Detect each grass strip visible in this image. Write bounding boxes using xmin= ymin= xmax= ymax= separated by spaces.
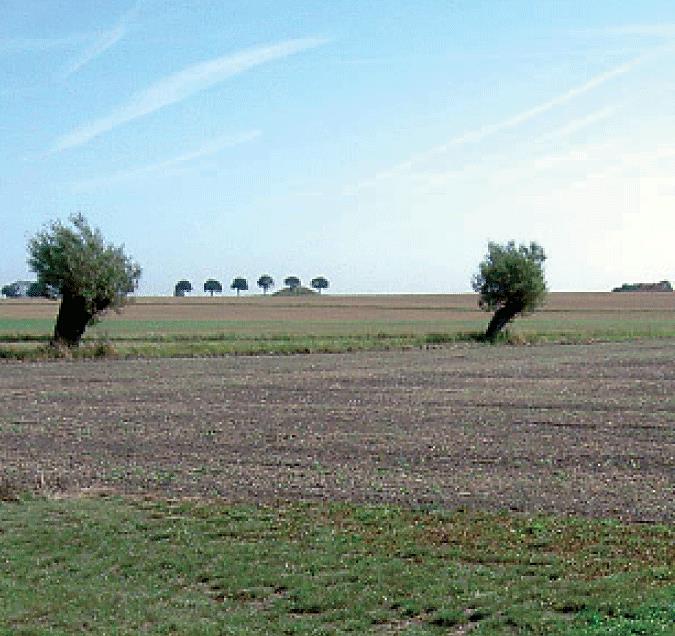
xmin=1 ymin=328 xmax=675 ymax=361
xmin=0 ymin=497 xmax=672 ymax=635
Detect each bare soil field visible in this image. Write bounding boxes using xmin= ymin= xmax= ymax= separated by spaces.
xmin=2 ymin=291 xmax=674 ymax=323
xmin=2 ymin=340 xmax=672 ymax=522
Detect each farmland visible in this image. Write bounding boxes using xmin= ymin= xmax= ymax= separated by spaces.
xmin=1 ymin=293 xmax=673 ymax=634
xmin=1 ymin=339 xmax=673 ymax=520
xmin=1 ymin=292 xmax=674 ymax=358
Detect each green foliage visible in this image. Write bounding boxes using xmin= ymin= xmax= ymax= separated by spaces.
xmin=257 ymin=274 xmax=274 ymax=294
xmin=27 ymin=214 xmax=140 ymax=346
xmin=612 ymin=281 xmax=673 ymax=292
xmin=284 ymin=276 xmax=301 ymax=290
xmin=26 ymin=281 xmax=57 ymax=298
xmin=174 ymin=279 xmax=192 ymax=297
xmin=273 ymin=285 xmax=316 ymax=297
xmin=0 ymin=499 xmax=672 ymax=634
xmin=1 ymin=281 xmax=42 ymax=298
xmin=1 ymin=283 xmax=21 ymax=298
xmin=231 ymin=277 xmax=248 ymax=295
xmin=311 ymin=276 xmax=329 ymax=293
xmin=472 ymin=241 xmax=547 ymax=339
xmin=27 ymin=214 xmax=141 ymax=314
xmin=203 ymin=279 xmax=222 ymax=296
xmin=472 ymin=241 xmax=547 ymax=312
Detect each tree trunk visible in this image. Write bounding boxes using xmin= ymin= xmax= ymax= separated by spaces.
xmin=52 ymin=293 xmax=92 ymax=347
xmin=485 ymin=302 xmax=523 ymax=341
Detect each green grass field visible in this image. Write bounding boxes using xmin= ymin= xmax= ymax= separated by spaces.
xmin=1 ymin=315 xmax=674 ymax=360
xmin=1 ymin=497 xmax=672 ymax=635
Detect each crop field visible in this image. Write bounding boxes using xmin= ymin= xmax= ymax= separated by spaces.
xmin=1 ymin=292 xmax=674 ymax=358
xmin=1 ymin=295 xmax=673 ymax=634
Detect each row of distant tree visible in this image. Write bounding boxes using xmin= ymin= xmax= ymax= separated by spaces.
xmin=1 ymin=280 xmax=57 ymax=298
xmin=175 ymin=275 xmax=329 ymax=297
xmin=611 ymin=281 xmax=672 ymax=292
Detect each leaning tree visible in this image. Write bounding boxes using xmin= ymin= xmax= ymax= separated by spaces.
xmin=257 ymin=274 xmax=274 ymax=295
xmin=310 ymin=276 xmax=329 ymax=294
xmin=231 ymin=277 xmax=248 ymax=296
xmin=472 ymin=241 xmax=547 ymax=340
xmin=28 ymin=214 xmax=141 ymax=347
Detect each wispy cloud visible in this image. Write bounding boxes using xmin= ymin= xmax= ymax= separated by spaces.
xmin=0 ymin=34 xmax=88 ymax=54
xmin=580 ymin=24 xmax=675 ymax=38
xmin=535 ymin=106 xmax=616 ymax=144
xmin=73 ymin=130 xmax=261 ymax=190
xmin=61 ymin=24 xmax=128 ymax=79
xmin=61 ymin=2 xmax=142 ymax=79
xmin=351 ymin=46 xmax=671 ymax=192
xmin=51 ymin=37 xmax=327 ymax=153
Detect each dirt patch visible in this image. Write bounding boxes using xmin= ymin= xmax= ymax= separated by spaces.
xmin=1 ymin=341 xmax=672 ymax=521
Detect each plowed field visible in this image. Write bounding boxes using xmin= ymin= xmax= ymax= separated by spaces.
xmin=2 ymin=340 xmax=672 ymax=522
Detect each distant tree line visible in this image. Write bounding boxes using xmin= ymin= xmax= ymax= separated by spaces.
xmin=173 ymin=275 xmax=330 ymax=297
xmin=1 ymin=280 xmax=58 ymax=299
xmin=612 ymin=281 xmax=672 ymax=292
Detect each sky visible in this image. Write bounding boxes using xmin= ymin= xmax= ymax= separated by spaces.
xmin=2 ymin=0 xmax=674 ymax=295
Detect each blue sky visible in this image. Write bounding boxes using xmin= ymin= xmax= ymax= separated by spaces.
xmin=2 ymin=0 xmax=674 ymax=295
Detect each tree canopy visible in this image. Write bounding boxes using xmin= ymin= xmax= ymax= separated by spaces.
xmin=203 ymin=279 xmax=223 ymax=296
xmin=231 ymin=277 xmax=248 ymax=296
xmin=27 ymin=214 xmax=141 ymax=346
xmin=310 ymin=276 xmax=329 ymax=294
xmin=257 ymin=274 xmax=274 ymax=294
xmin=27 ymin=281 xmax=57 ymax=298
xmin=1 ymin=282 xmax=21 ymax=298
xmin=174 ymin=280 xmax=192 ymax=297
xmin=284 ymin=276 xmax=301 ymax=290
xmin=472 ymin=241 xmax=547 ymax=340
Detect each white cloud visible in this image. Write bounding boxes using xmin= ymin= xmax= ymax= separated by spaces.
xmin=534 ymin=106 xmax=616 ymax=143
xmin=61 ymin=24 xmax=128 ymax=79
xmin=352 ymin=45 xmax=673 ymax=192
xmin=51 ymin=37 xmax=327 ymax=153
xmin=73 ymin=130 xmax=261 ymax=190
xmin=61 ymin=1 xmax=143 ymax=79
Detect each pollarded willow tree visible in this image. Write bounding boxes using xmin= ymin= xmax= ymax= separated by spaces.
xmin=28 ymin=214 xmax=141 ymax=347
xmin=472 ymin=241 xmax=547 ymax=340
